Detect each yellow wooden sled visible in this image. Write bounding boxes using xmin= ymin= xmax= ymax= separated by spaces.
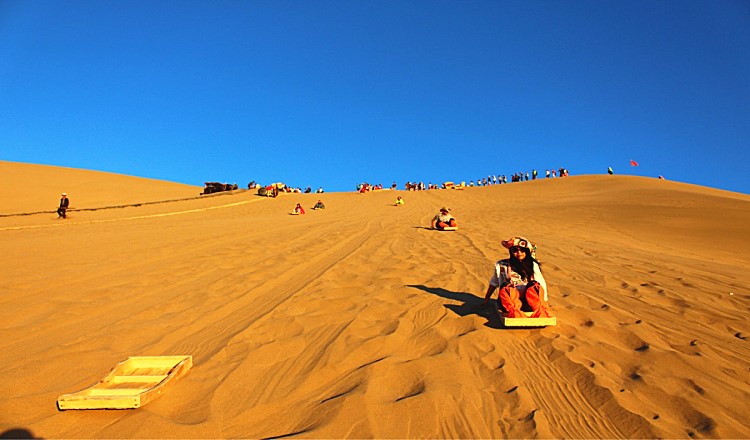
xmin=57 ymin=355 xmax=192 ymax=410
xmin=502 ymin=311 xmax=556 ymax=328
xmin=432 ymin=225 xmax=458 ymax=231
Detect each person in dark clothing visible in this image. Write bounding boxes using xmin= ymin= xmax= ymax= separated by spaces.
xmin=57 ymin=193 xmax=69 ymax=219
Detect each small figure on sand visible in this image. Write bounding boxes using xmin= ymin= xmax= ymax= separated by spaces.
xmin=57 ymin=193 xmax=69 ymax=219
xmin=431 ymin=207 xmax=457 ymax=230
xmin=313 ymin=200 xmax=326 ymax=210
xmin=293 ymin=203 xmax=306 ymax=215
xmin=483 ymin=236 xmax=552 ymax=318
xmin=607 ymin=166 xmax=613 ymax=175
xmin=394 ymin=196 xmax=404 ymax=206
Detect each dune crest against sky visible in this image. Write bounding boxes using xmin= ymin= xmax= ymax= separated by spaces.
xmin=1 ymin=162 xmax=749 ymax=438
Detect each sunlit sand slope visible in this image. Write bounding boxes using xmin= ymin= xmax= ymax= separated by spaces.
xmin=0 ymin=160 xmax=202 ymax=215
xmin=1 ymin=163 xmax=748 ymax=439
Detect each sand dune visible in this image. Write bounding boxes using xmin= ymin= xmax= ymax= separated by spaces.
xmin=1 ymin=161 xmax=748 ymax=439
xmin=0 ymin=161 xmax=204 ymax=216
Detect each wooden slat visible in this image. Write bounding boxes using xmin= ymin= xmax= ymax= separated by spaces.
xmin=125 ymin=356 xmax=190 ymax=369
xmin=83 ymin=388 xmax=150 ymax=396
xmin=57 ymin=396 xmax=141 ymax=410
xmin=503 ymin=316 xmax=557 ymax=327
xmin=110 ymin=375 xmax=168 ymax=384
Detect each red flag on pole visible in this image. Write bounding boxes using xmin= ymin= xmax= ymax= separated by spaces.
xmin=630 ymin=160 xmax=639 ymax=167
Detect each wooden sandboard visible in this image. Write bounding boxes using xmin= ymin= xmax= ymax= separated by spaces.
xmin=502 ymin=313 xmax=556 ymax=327
xmin=440 ymin=226 xmax=458 ymax=231
xmin=57 ymin=355 xmax=192 ymax=410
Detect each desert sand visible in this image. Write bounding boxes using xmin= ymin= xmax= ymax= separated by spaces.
xmin=1 ymin=160 xmax=749 ymax=439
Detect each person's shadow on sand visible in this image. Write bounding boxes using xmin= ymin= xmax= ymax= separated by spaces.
xmin=407 ymin=284 xmax=503 ymax=329
xmin=0 ymin=428 xmax=37 ymax=439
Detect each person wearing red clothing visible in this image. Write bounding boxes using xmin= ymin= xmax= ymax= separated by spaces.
xmin=482 ymin=236 xmax=552 ymax=318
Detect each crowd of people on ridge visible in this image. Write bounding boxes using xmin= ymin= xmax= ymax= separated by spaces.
xmin=208 ymin=165 xmax=574 ymax=199
xmin=355 ymin=167 xmax=570 ymax=193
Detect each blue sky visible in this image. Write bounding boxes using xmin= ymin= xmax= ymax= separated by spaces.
xmin=1 ymin=0 xmax=749 ymax=193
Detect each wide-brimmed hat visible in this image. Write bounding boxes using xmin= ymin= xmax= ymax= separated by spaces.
xmin=61 ymin=192 xmax=67 ymax=196
xmin=501 ymin=236 xmax=536 ymax=258
xmin=440 ymin=207 xmax=450 ymax=212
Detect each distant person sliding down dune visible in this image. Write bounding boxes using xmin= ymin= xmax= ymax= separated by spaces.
xmin=431 ymin=207 xmax=456 ymax=230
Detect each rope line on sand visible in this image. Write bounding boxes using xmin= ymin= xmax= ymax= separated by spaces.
xmin=0 ymin=198 xmax=265 ymax=232
xmin=0 ymin=189 xmax=249 ymax=218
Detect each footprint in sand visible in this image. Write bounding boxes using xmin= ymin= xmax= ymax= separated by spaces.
xmin=686 ymin=379 xmax=705 ymax=395
xmin=672 ymin=340 xmax=702 ymax=357
xmin=676 ymin=277 xmax=695 ymax=288
xmin=394 ymin=381 xmax=425 ymax=402
xmin=734 ymin=332 xmax=746 ymax=340
xmin=481 ymin=352 xmax=506 ymax=370
xmin=670 ymin=298 xmax=690 ymax=310
xmin=521 ymin=409 xmax=537 ymax=422
xmin=687 ymin=415 xmax=717 ymax=437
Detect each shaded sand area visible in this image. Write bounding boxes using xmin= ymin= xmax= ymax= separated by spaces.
xmin=1 ymin=162 xmax=749 ymax=438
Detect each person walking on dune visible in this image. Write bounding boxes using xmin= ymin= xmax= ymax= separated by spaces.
xmin=57 ymin=193 xmax=69 ymax=219
xmin=482 ymin=236 xmax=552 ymax=318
